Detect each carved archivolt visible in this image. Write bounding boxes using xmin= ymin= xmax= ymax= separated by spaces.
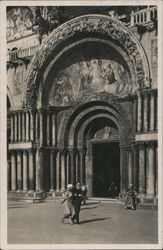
xmin=24 ymin=14 xmax=150 ymax=108
xmin=58 ymin=96 xmax=133 ymax=147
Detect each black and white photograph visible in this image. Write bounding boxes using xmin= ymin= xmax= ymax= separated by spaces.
xmin=0 ymin=1 xmax=162 ymax=249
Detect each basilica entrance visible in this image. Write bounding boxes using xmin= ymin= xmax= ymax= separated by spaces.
xmin=93 ymin=142 xmax=120 ymax=197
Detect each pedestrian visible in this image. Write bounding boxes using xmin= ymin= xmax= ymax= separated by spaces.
xmin=72 ymin=182 xmax=82 ymax=224
xmin=61 ymin=184 xmax=75 ymax=224
xmin=108 ymin=182 xmax=118 ymax=198
xmin=125 ymin=184 xmax=137 ymax=210
xmin=81 ymin=183 xmax=88 ymax=205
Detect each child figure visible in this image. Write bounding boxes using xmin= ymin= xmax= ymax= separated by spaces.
xmin=61 ymin=184 xmax=75 ymax=224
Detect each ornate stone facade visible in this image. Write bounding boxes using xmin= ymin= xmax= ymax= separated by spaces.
xmin=7 ymin=6 xmax=158 ymax=204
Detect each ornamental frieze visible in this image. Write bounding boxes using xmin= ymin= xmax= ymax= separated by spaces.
xmin=25 ymin=15 xmax=150 ymax=107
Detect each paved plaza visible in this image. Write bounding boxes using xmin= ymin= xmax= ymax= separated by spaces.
xmin=7 ymin=199 xmax=158 ymax=245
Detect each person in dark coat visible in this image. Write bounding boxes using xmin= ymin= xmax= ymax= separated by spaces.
xmin=72 ymin=182 xmax=82 ymax=224
xmin=108 ymin=182 xmax=118 ymax=198
xmin=125 ymin=184 xmax=137 ymax=210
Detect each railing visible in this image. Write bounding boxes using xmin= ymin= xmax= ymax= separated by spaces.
xmin=130 ymin=6 xmax=157 ymax=27
xmin=7 ymin=45 xmax=39 ymax=62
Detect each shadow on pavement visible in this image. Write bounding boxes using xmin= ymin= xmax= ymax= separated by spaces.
xmin=84 ymin=202 xmax=101 ymax=205
xmin=81 ymin=206 xmax=98 ymax=210
xmin=8 ymin=205 xmax=31 ymax=209
xmin=80 ymin=217 xmax=111 ymax=224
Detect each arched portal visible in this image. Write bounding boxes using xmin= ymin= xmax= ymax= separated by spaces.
xmin=61 ymin=101 xmax=133 ymax=197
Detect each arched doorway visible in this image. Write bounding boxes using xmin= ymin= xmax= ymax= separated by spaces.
xmin=84 ymin=116 xmax=120 ymax=197
xmin=61 ymin=100 xmax=132 ymax=197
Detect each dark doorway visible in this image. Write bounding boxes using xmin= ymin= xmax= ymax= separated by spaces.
xmin=93 ymin=142 xmax=120 ymax=197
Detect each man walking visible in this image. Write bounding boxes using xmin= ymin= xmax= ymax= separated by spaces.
xmin=72 ymin=183 xmax=82 ymax=224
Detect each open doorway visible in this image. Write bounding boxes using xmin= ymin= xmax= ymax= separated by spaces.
xmin=93 ymin=142 xmax=120 ymax=197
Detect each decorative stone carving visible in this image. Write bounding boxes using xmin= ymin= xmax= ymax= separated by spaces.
xmin=57 ymin=93 xmax=133 ymax=147
xmin=25 ymin=15 xmax=150 ymax=108
xmin=7 ymin=7 xmax=33 ymax=41
xmin=13 ymin=71 xmax=23 ymax=95
xmin=151 ymin=39 xmax=157 ymax=69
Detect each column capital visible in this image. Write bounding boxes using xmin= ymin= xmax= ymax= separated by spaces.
xmin=146 ymin=142 xmax=155 ymax=149
xmin=79 ymin=148 xmax=87 ymax=155
xmin=38 ymin=108 xmax=45 ymax=114
xmin=23 ymin=149 xmax=28 ymax=154
xmin=28 ymin=148 xmax=36 ymax=154
xmin=68 ymin=148 xmax=77 ymax=153
xmin=59 ymin=148 xmax=67 ymax=155
xmin=139 ymin=143 xmax=147 ymax=150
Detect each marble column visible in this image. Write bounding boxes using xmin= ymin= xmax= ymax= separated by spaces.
xmin=143 ymin=93 xmax=148 ymax=133
xmin=17 ymin=151 xmax=22 ymax=191
xmin=14 ymin=113 xmax=18 ymax=142
xmin=50 ymin=150 xmax=55 ymax=191
xmin=11 ymin=151 xmax=17 ymax=191
xmin=128 ymin=149 xmax=133 ymax=187
xmin=150 ymin=92 xmax=155 ymax=131
xmin=7 ymin=158 xmax=11 ymax=191
xmin=11 ymin=114 xmax=14 ymax=142
xmin=133 ymin=145 xmax=138 ymax=192
xmin=79 ymin=149 xmax=86 ymax=184
xmin=146 ymin=143 xmax=155 ymax=198
xmin=22 ymin=112 xmax=26 ymax=141
xmin=133 ymin=97 xmax=137 ymax=132
xmin=69 ymin=149 xmax=75 ymax=184
xmin=29 ymin=149 xmax=35 ymax=191
xmin=123 ymin=148 xmax=128 ymax=191
xmin=56 ymin=150 xmax=60 ymax=191
xmin=36 ymin=148 xmax=44 ymax=192
xmin=35 ymin=112 xmax=39 ymax=143
xmin=40 ymin=110 xmax=43 ymax=146
xmin=76 ymin=151 xmax=80 ymax=183
xmin=46 ymin=113 xmax=50 ymax=146
xmin=155 ymin=146 xmax=158 ymax=197
xmin=138 ymin=144 xmax=146 ymax=196
xmin=18 ymin=112 xmax=22 ymax=141
xmin=30 ymin=111 xmax=35 ymax=142
xmin=23 ymin=150 xmax=28 ymax=191
xmin=137 ymin=93 xmax=142 ymax=132
xmin=61 ymin=150 xmax=66 ymax=190
xmin=155 ymin=94 xmax=158 ymax=131
xmin=66 ymin=152 xmax=70 ymax=185
xmin=52 ymin=114 xmax=56 ymax=146
xmin=120 ymin=146 xmax=124 ymax=193
xmin=26 ymin=112 xmax=30 ymax=141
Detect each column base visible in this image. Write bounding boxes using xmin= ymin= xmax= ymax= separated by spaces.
xmin=145 ymin=194 xmax=154 ymax=199
xmin=28 ymin=190 xmax=34 ymax=193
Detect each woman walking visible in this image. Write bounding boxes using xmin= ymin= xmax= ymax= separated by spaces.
xmin=61 ymin=184 xmax=75 ymax=224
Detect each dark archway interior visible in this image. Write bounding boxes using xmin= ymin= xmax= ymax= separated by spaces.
xmin=93 ymin=142 xmax=120 ymax=197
